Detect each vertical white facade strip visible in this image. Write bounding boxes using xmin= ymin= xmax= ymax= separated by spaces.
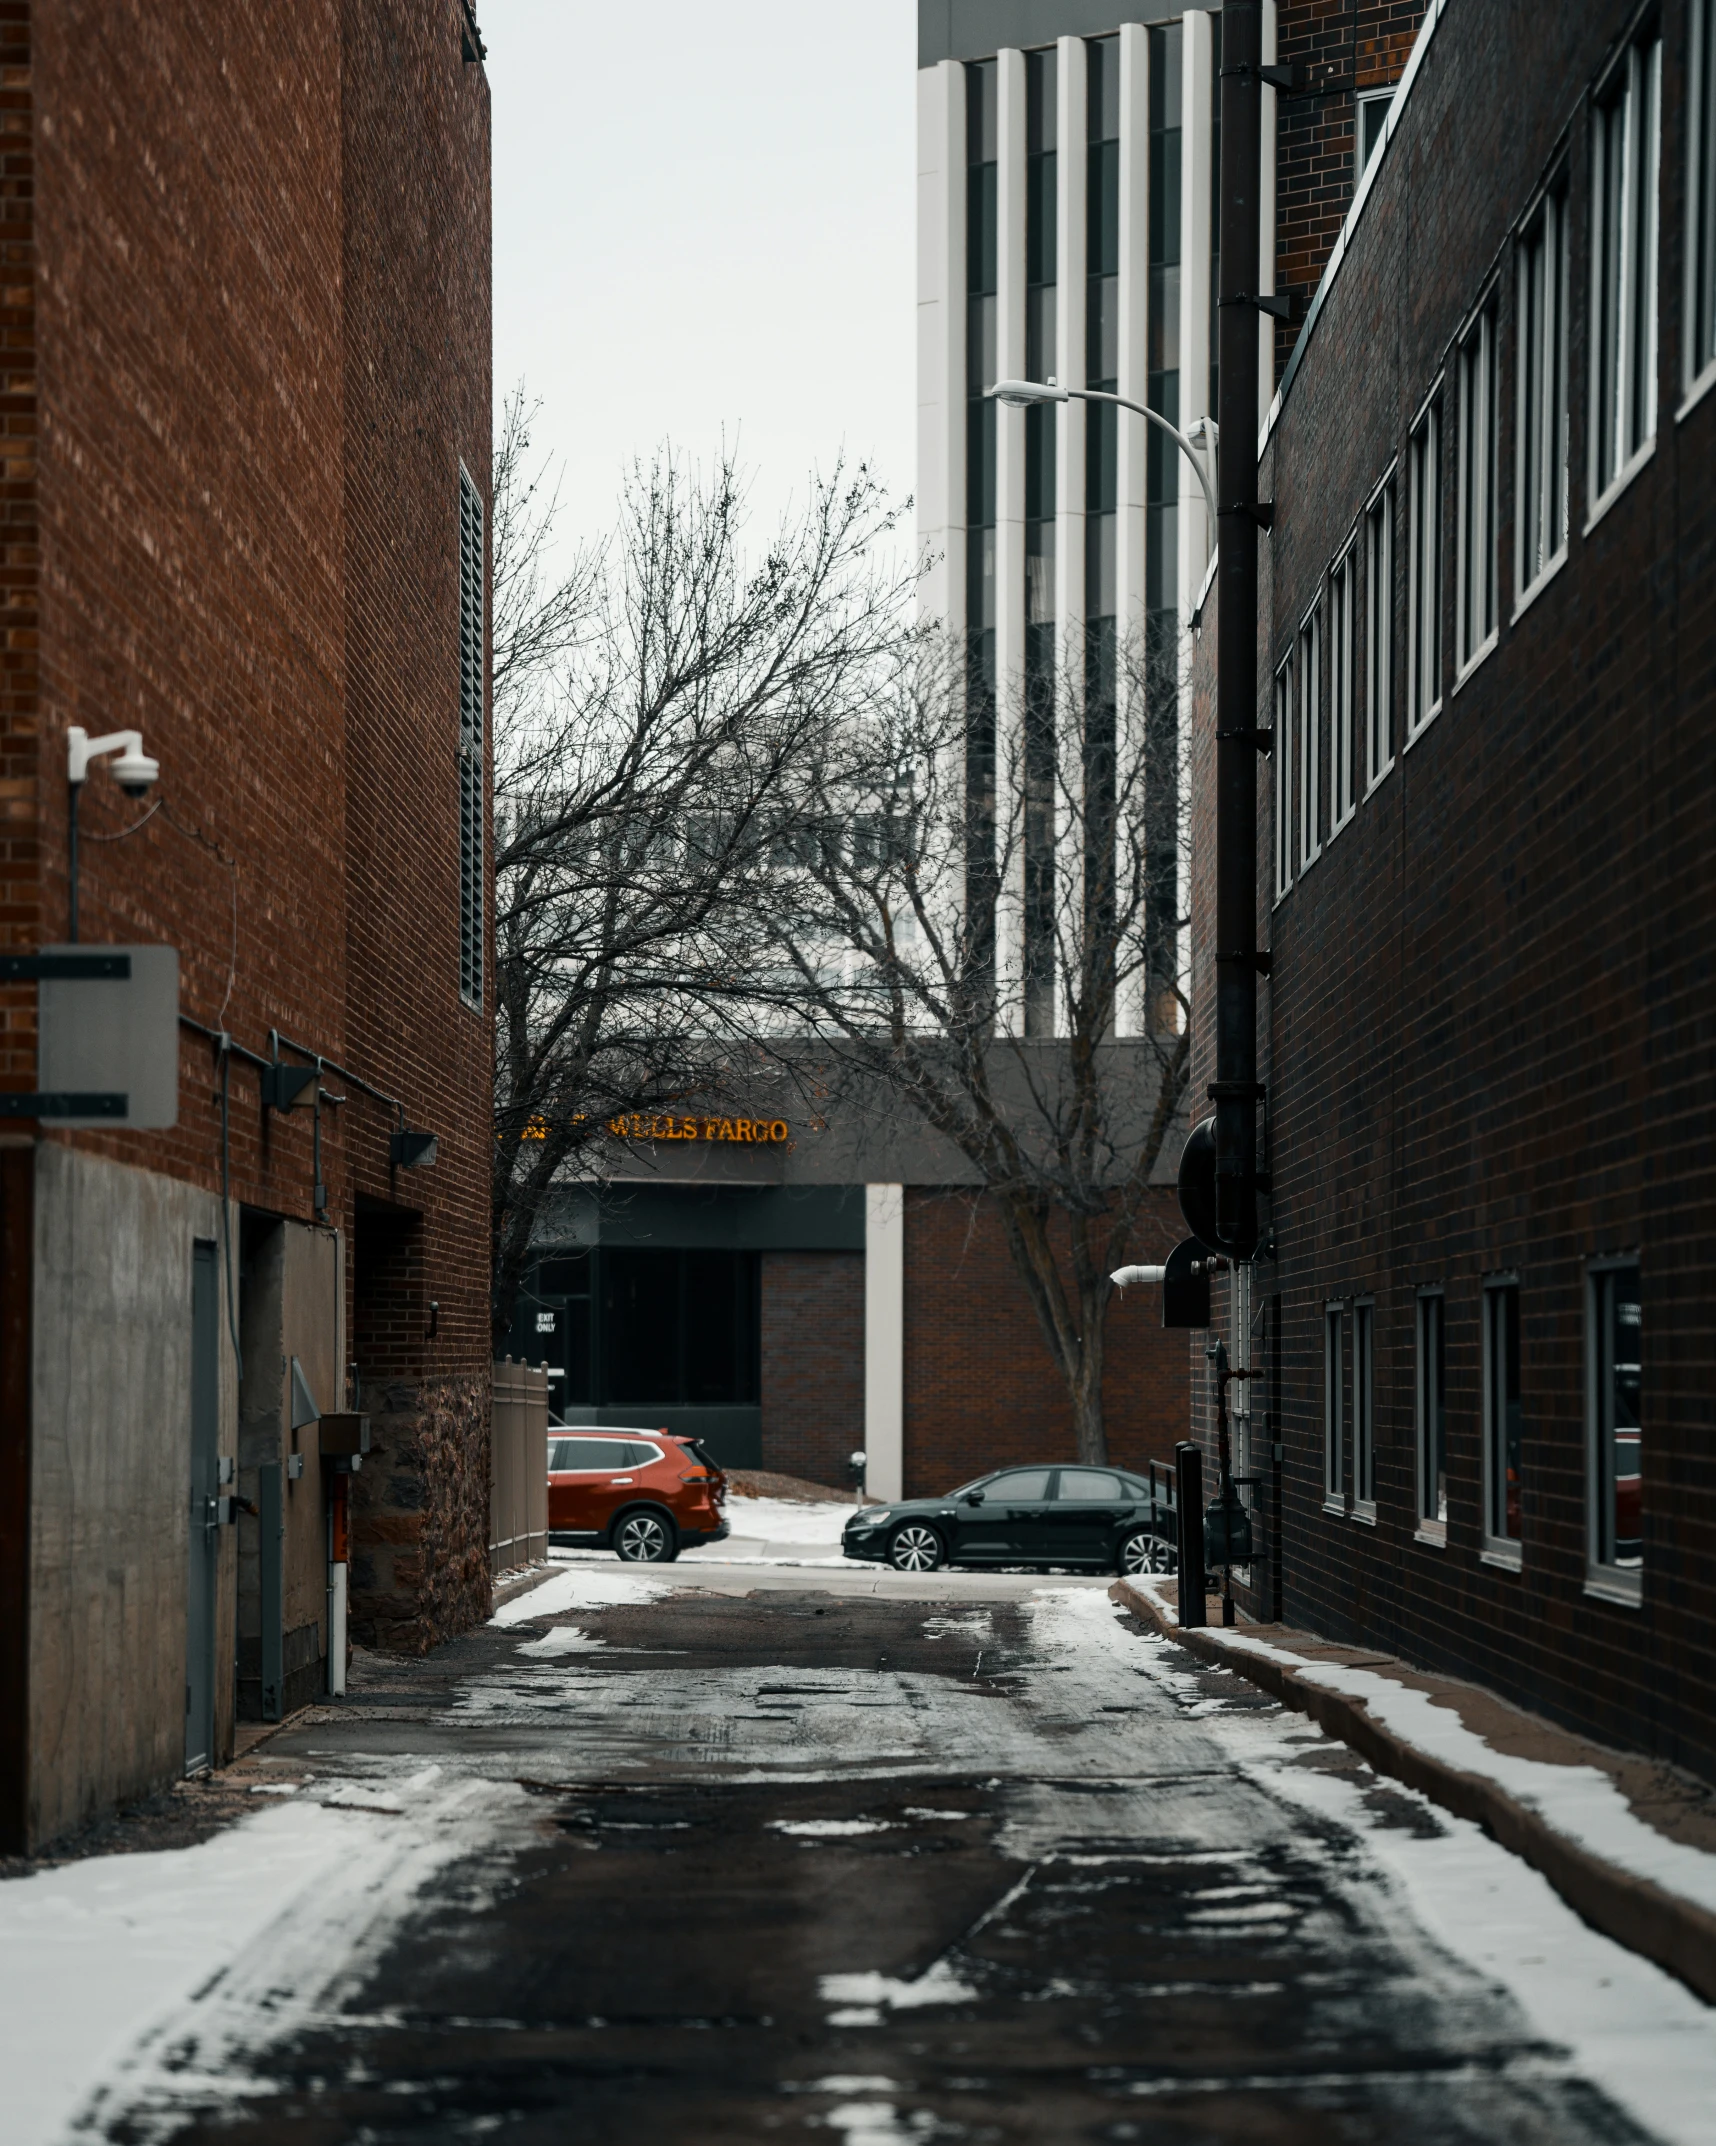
xmin=1259 ymin=2 xmax=1279 ymax=426
xmin=1114 ymin=23 xmax=1151 ymax=646
xmin=864 ymin=1184 xmax=906 ymax=1501
xmin=1055 ymin=35 xmax=1087 ymax=653
xmin=918 ymin=62 xmax=966 ymax=627
xmin=993 ymin=48 xmax=1029 ymax=1026
xmin=1178 ymin=12 xmax=1215 ymax=614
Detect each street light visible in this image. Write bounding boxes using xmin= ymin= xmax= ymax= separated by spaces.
xmin=985 ymin=377 xmax=1218 ymax=533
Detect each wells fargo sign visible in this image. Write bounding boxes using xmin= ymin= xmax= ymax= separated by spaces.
xmin=605 ymin=1112 xmax=790 ymax=1145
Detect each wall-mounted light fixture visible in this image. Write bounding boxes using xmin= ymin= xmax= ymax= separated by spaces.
xmin=390 ymin=1128 xmax=438 ymax=1168
xmin=261 ymin=1063 xmax=319 ymax=1112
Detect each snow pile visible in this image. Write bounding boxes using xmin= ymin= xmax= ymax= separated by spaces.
xmin=491 ymin=1563 xmax=672 ymax=1625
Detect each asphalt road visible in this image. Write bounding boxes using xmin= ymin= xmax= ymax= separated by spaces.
xmin=88 ymin=1568 xmax=1668 ymax=2145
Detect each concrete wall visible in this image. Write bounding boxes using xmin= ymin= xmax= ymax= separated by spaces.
xmin=29 ymin=1144 xmax=235 ymax=1848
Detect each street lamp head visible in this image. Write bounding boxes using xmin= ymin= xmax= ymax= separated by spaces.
xmin=987 ymin=378 xmax=1069 ymax=408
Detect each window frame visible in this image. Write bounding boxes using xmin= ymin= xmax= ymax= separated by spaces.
xmin=1414 ymin=1288 xmax=1447 ymax=1546
xmin=1356 ymin=86 xmax=1393 ymax=176
xmin=1515 ymin=175 xmax=1570 ymax=612
xmin=1455 ymin=292 xmax=1500 ymax=680
xmin=1587 ymin=30 xmax=1663 ymax=522
xmin=1684 ymin=0 xmax=1716 ymax=413
xmin=1585 ymin=1256 xmax=1644 ymax=1606
xmin=1351 ymin=1298 xmax=1376 ymax=1522
xmin=1406 ymin=386 xmax=1444 ymax=743
xmin=1324 ymin=1300 xmax=1348 ymax=1514
xmin=1329 ymin=537 xmax=1358 ymax=835
xmin=1364 ymin=466 xmax=1397 ymax=793
xmin=1481 ymin=1275 xmax=1524 ymax=1569
xmin=1297 ymin=600 xmax=1323 ymax=873
xmin=1273 ymin=650 xmax=1294 ymax=901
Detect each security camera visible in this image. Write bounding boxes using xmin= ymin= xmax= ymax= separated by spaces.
xmin=112 ymin=745 xmax=160 ymax=798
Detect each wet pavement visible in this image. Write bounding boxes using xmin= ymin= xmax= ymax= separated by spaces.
xmin=75 ymin=1573 xmax=1693 ymax=2144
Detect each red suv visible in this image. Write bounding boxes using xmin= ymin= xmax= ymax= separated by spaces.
xmin=546 ymin=1428 xmax=729 ymax=1563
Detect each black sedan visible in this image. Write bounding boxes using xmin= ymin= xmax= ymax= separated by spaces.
xmin=842 ymin=1465 xmax=1176 ymax=1576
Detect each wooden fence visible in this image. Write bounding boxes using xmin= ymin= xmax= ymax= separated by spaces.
xmin=490 ymin=1357 xmax=549 ymax=1574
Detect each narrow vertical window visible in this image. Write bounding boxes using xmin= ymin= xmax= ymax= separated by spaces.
xmin=1324 ymin=1303 xmax=1346 ymax=1510
xmin=1482 ymin=1279 xmax=1523 ymax=1562
xmin=1456 ymin=299 xmax=1498 ymax=671
xmin=1407 ymin=397 xmax=1442 ymax=737
xmin=1588 ymin=1262 xmax=1642 ymax=1599
xmin=966 ymin=58 xmax=1000 ymax=989
xmin=1084 ymin=37 xmax=1120 ymax=720
xmin=1350 ymin=1302 xmax=1375 ymax=1516
xmin=1590 ymin=33 xmax=1662 ymax=505
xmin=1273 ymin=655 xmax=1293 ymax=900
xmin=1688 ymin=0 xmax=1716 ymax=395
xmin=1297 ymin=605 xmax=1321 ymax=871
xmin=1516 ymin=181 xmax=1569 ymax=600
xmin=1416 ymin=1291 xmax=1446 ymax=1541
xmin=1356 ymin=88 xmax=1392 ymax=174
xmin=1330 ymin=546 xmax=1356 ymax=831
xmin=1364 ymin=475 xmax=1395 ymax=787
xmin=458 ymin=465 xmax=485 ymax=1008
xmin=1024 ymin=45 xmax=1059 ymax=1039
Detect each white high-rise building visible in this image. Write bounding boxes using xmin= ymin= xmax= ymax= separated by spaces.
xmin=916 ymin=3 xmax=1275 ymax=1034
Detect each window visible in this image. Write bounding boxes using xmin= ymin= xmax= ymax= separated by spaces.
xmin=1689 ymin=0 xmax=1716 ymax=396
xmin=458 ymin=465 xmax=485 ymax=1007
xmin=1324 ymin=1303 xmax=1346 ymax=1510
xmin=1352 ymin=1301 xmax=1375 ymax=1516
xmin=1357 ymin=88 xmax=1392 ymax=173
xmin=1455 ymin=299 xmax=1498 ymax=671
xmin=1330 ymin=545 xmax=1357 ymax=831
xmin=1588 ymin=1262 xmax=1642 ymax=1599
xmin=987 ymin=1469 xmax=1053 ymax=1500
xmin=1025 ymin=45 xmax=1059 ymax=1037
xmin=1590 ymin=32 xmax=1661 ymax=505
xmin=1482 ymin=1280 xmax=1522 ymax=1563
xmin=1058 ymin=1468 xmax=1124 ymax=1500
xmin=1273 ymin=654 xmax=1294 ymax=899
xmin=1297 ymin=605 xmax=1322 ymax=870
xmin=1516 ymin=181 xmax=1569 ymax=599
xmin=1365 ymin=474 xmax=1395 ymax=786
xmin=601 ymin=1248 xmax=761 ymax=1408
xmin=1415 ymin=1291 xmax=1446 ymax=1541
xmin=1407 ymin=397 xmax=1442 ymax=736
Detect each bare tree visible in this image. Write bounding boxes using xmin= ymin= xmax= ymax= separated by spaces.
xmin=489 ymin=418 xmax=912 ymax=1345
xmin=768 ymin=620 xmax=1192 ymax=1464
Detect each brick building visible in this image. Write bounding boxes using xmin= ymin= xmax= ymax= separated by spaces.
xmin=1188 ymin=0 xmax=1716 ymax=1783
xmin=0 ymin=1 xmax=493 ymax=1853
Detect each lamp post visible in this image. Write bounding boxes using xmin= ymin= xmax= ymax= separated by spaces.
xmin=985 ymin=378 xmax=1218 ymax=534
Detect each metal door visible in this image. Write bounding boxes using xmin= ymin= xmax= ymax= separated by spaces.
xmin=949 ymin=1469 xmax=1053 ymax=1561
xmin=184 ymin=1241 xmax=220 ymax=1772
xmin=1043 ymin=1469 xmax=1129 ymax=1563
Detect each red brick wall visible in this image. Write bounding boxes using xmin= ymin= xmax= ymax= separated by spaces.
xmin=0 ymin=0 xmax=34 ymax=1088
xmin=902 ymin=1187 xmax=1191 ymax=1496
xmin=1273 ymin=2 xmax=1428 ymax=384
xmin=759 ymin=1251 xmax=864 ymax=1488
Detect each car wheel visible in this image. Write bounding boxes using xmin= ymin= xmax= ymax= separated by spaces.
xmin=1118 ymin=1529 xmax=1174 ymax=1577
xmin=887 ymin=1522 xmax=945 ymax=1572
xmin=614 ymin=1509 xmax=677 ymax=1563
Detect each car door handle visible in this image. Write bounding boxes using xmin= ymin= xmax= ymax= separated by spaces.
xmin=611 ymin=1476 xmax=633 ymax=1485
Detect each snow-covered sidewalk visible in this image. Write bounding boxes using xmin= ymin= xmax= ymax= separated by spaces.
xmin=1115 ymin=1574 xmax=1716 ymax=2008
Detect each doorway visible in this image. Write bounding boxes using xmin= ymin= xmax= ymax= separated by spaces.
xmin=185 ymin=1239 xmax=220 ymax=1772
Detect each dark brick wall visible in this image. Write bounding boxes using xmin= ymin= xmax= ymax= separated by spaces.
xmin=0 ymin=0 xmax=34 ymax=1088
xmin=1273 ymin=1 xmax=1429 ymax=383
xmin=1193 ymin=0 xmax=1716 ymax=1782
xmin=759 ymin=1251 xmax=865 ymax=1488
xmin=902 ymin=1187 xmax=1192 ymax=1496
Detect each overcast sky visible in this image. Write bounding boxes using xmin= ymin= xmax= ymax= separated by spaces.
xmin=486 ymin=0 xmax=917 ymax=564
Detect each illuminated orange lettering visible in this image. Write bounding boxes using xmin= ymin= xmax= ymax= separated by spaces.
xmin=770 ymin=1120 xmax=788 ymax=1142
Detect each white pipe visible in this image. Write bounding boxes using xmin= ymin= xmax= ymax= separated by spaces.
xmin=329 ymin=1562 xmax=347 ymax=1696
xmin=1111 ymin=1264 xmax=1167 ymax=1290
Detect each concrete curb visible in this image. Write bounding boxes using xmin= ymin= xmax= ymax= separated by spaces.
xmin=1110 ymin=1577 xmax=1716 ymax=2006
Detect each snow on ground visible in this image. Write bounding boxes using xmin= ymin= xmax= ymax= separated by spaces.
xmin=681 ymin=1492 xmax=861 ymax=1560
xmin=491 ymin=1562 xmax=674 ymax=1624
xmin=0 ymin=1769 xmax=537 ymax=2146
xmin=1047 ymin=1588 xmax=1716 ymax=2146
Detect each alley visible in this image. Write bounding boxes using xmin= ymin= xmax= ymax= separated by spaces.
xmin=10 ymin=1565 xmax=1709 ymax=2145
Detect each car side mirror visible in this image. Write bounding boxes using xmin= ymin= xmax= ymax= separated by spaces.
xmin=962 ymin=1489 xmax=985 ymax=1506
